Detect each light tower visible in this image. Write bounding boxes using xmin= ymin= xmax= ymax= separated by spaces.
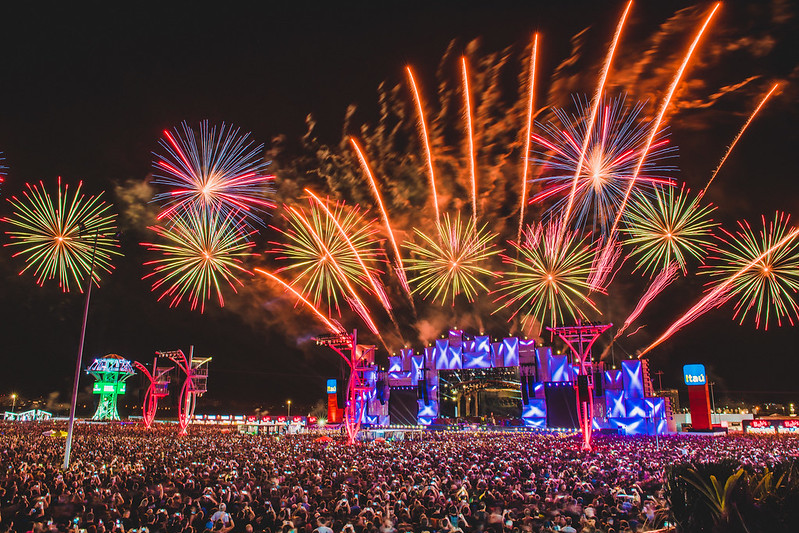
xmin=157 ymin=347 xmax=211 ymax=435
xmin=547 ymin=320 xmax=612 ymax=451
xmin=87 ymin=355 xmax=136 ymax=420
xmin=133 ymin=358 xmax=173 ymax=428
xmin=314 ymin=329 xmax=373 ymax=445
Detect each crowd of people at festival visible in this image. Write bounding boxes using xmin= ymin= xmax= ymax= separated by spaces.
xmin=0 ymin=424 xmax=797 ymax=533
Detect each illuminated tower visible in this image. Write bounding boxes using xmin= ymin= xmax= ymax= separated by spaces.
xmin=87 ymin=355 xmax=136 ymax=420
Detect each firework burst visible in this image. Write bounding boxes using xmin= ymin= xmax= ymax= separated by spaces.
xmin=3 ymin=178 xmax=120 ymax=292
xmin=404 ymin=213 xmax=500 ymax=305
xmin=142 ymin=206 xmax=255 ymax=312
xmin=152 ymin=120 xmax=274 ymax=224
xmin=622 ymin=185 xmax=717 ymax=276
xmin=494 ymin=221 xmax=598 ymax=329
xmin=702 ymin=212 xmax=799 ymax=329
xmin=530 ymin=96 xmax=676 ymax=235
xmin=270 ymin=199 xmax=384 ymax=314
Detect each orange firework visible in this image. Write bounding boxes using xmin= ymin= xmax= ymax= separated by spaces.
xmin=559 ymin=0 xmax=632 ymax=241
xmin=518 ymin=33 xmax=539 ymax=244
xmin=700 ymin=82 xmax=780 ymax=198
xmin=254 ymin=268 xmax=345 ymax=334
xmin=287 ymin=204 xmax=381 ymax=336
xmin=609 ymin=3 xmax=721 ymax=237
xmin=407 ymin=66 xmax=440 ymax=224
xmin=349 ymin=137 xmax=412 ymax=299
xmin=462 ymin=56 xmax=478 ymax=224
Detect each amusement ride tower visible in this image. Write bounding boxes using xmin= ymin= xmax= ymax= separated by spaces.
xmin=133 ymin=358 xmax=173 ymax=428
xmin=87 ymin=355 xmax=136 ymax=420
xmin=157 ymin=347 xmax=211 ymax=434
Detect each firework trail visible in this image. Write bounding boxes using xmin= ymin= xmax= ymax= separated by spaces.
xmin=700 ymin=83 xmax=780 ymax=199
xmin=594 ymin=3 xmax=720 ymax=283
xmin=304 ymin=188 xmax=392 ymax=310
xmin=0 ymin=154 xmax=6 ymax=192
xmin=3 ymin=178 xmax=120 ymax=292
xmin=622 ymin=185 xmax=717 ymax=276
xmin=142 ymin=206 xmax=254 ymax=312
xmin=152 ymin=121 xmax=274 ymax=225
xmin=349 ymin=137 xmax=412 ymax=300
xmin=608 ymin=3 xmax=720 ymax=239
xmin=518 ymin=33 xmax=539 ymax=244
xmin=559 ymin=0 xmax=632 ymax=241
xmin=530 ymin=97 xmax=676 ymax=236
xmin=285 ymin=204 xmax=381 ymax=337
xmin=270 ymin=198 xmax=383 ymax=315
xmin=587 ymin=236 xmax=621 ymax=292
xmin=404 ymin=213 xmax=501 ymax=305
xmin=495 ymin=220 xmax=598 ymax=330
xmin=641 ymin=222 xmax=799 ymax=356
xmin=462 ymin=57 xmax=478 ymax=224
xmin=254 ymin=268 xmax=345 ymax=334
xmin=407 ymin=66 xmax=440 ymax=225
xmin=702 ymin=213 xmax=799 ymax=330
xmin=601 ymin=262 xmax=680 ymax=359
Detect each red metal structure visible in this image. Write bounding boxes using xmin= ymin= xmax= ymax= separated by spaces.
xmin=157 ymin=347 xmax=211 ymax=435
xmin=133 ymin=358 xmax=173 ymax=428
xmin=315 ymin=329 xmax=373 ymax=444
xmin=547 ymin=320 xmax=612 ymax=451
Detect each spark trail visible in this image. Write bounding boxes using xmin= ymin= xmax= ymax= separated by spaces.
xmin=700 ymin=82 xmax=780 ymax=199
xmin=407 ymin=66 xmax=440 ymax=225
xmin=641 ymin=224 xmax=799 ymax=356
xmin=254 ymin=268 xmax=345 ymax=334
xmin=349 ymin=137 xmax=412 ymax=300
xmin=287 ymin=204 xmax=381 ymax=337
xmin=597 ymin=2 xmax=721 ymax=279
xmin=559 ymin=0 xmax=632 ymax=243
xmin=518 ymin=33 xmax=539 ymax=244
xmin=304 ymin=188 xmax=392 ymax=313
xmin=462 ymin=57 xmax=478 ymax=224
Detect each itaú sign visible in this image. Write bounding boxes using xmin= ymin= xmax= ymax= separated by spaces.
xmin=683 ymin=364 xmax=707 ymax=386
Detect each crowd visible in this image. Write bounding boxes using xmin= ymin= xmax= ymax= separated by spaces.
xmin=1 ymin=423 xmax=798 ymax=533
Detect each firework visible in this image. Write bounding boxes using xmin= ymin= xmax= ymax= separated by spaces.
xmin=700 ymin=83 xmax=780 ymax=198
xmin=702 ymin=212 xmax=799 ymax=329
xmin=518 ymin=33 xmax=539 ymax=244
xmin=270 ymin=198 xmax=383 ymax=315
xmin=142 ymin=206 xmax=254 ymax=312
xmin=560 ymin=0 xmax=632 ymax=238
xmin=254 ymin=268 xmax=345 ymax=334
xmin=0 ymin=154 xmax=6 ymax=191
xmin=495 ymin=221 xmax=598 ymax=329
xmin=622 ymin=185 xmax=717 ymax=276
xmin=3 ymin=178 xmax=120 ymax=292
xmin=642 ymin=220 xmax=799 ymax=356
xmin=530 ymin=97 xmax=676 ymax=235
xmin=152 ymin=120 xmax=274 ymax=224
xmin=407 ymin=66 xmax=440 ymax=224
xmin=608 ymin=3 xmax=720 ymax=237
xmin=462 ymin=57 xmax=478 ymax=223
xmin=404 ymin=213 xmax=500 ymax=305
xmin=619 ymin=262 xmax=680 ymax=339
xmin=349 ymin=137 xmax=412 ymax=298
xmin=283 ymin=205 xmax=381 ymax=335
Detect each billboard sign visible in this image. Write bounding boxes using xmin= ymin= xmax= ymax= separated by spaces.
xmin=683 ymin=364 xmax=706 ymax=386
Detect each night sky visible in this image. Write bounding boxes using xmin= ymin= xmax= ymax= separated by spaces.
xmin=1 ymin=1 xmax=797 ymax=417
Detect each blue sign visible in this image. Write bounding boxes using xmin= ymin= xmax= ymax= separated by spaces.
xmin=326 ymin=379 xmax=337 ymax=394
xmin=683 ymin=364 xmax=706 ymax=386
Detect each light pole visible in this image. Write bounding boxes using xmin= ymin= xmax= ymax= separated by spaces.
xmin=287 ymin=400 xmax=292 ymax=420
xmin=11 ymin=394 xmax=17 ymax=412
xmin=63 ymin=230 xmax=99 ymax=470
xmin=709 ymin=381 xmax=717 ymax=426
